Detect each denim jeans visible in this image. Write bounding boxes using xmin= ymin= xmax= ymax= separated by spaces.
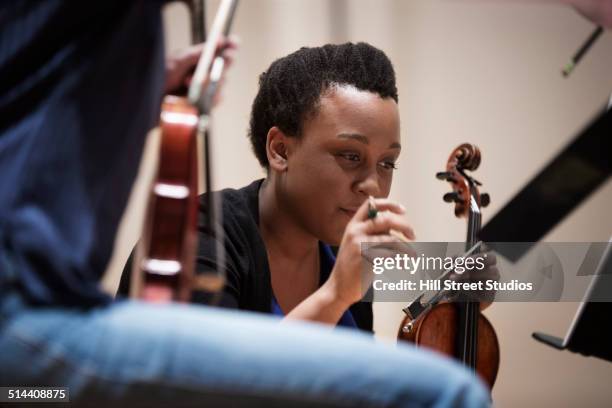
xmin=0 ymin=254 xmax=489 ymax=407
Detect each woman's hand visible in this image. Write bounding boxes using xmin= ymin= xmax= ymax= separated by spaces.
xmin=164 ymin=36 xmax=238 ymax=98
xmin=564 ymin=0 xmax=612 ymax=28
xmin=447 ymin=251 xmax=500 ymax=309
xmin=284 ymin=198 xmax=414 ymax=326
xmin=324 ymin=198 xmax=416 ymax=308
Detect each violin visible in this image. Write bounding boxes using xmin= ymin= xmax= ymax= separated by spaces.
xmin=130 ymin=0 xmax=239 ymax=303
xmin=397 ymin=143 xmax=500 ymax=388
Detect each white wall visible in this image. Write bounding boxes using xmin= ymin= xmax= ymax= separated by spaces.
xmin=103 ymin=1 xmax=612 ymax=405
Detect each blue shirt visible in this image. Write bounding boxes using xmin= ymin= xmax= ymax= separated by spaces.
xmin=0 ymin=1 xmax=165 ymax=306
xmin=271 ymin=243 xmax=358 ymax=329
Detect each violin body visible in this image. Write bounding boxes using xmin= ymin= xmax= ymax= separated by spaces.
xmin=131 ymin=96 xmax=199 ymax=303
xmin=131 ymin=0 xmax=239 ymax=303
xmin=131 ymin=1 xmax=204 ymax=303
xmin=398 ymin=304 xmax=499 ymax=388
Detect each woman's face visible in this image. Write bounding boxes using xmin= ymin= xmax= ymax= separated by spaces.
xmin=278 ymin=84 xmax=401 ymax=246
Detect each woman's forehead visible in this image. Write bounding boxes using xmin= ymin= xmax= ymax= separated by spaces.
xmin=303 ymin=85 xmax=400 ymax=143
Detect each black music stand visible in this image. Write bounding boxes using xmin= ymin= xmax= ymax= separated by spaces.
xmin=479 ymin=106 xmax=611 ymax=262
xmin=533 ymin=242 xmax=612 ymax=363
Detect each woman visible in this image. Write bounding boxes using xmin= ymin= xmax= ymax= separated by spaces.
xmin=200 ymin=41 xmax=415 ymax=330
xmin=121 ymin=42 xmax=414 ymax=332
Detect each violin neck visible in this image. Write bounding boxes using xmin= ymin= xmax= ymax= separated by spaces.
xmin=457 ymin=190 xmax=482 ymax=370
xmin=466 ymin=193 xmax=482 ymax=248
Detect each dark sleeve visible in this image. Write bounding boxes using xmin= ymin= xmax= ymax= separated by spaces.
xmin=116 ymin=234 xmax=246 ymax=310
xmin=190 ymin=225 xmax=244 ymax=309
xmin=191 ymin=186 xmax=268 ymax=311
xmin=349 ymin=301 xmax=374 ymax=334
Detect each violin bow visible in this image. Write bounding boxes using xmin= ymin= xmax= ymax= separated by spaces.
xmin=189 ymin=0 xmax=239 ymax=299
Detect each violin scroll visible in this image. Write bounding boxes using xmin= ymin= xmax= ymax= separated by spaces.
xmin=436 ymin=143 xmax=490 ymax=218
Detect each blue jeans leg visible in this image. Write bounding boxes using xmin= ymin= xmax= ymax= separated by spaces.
xmin=0 ymin=295 xmax=489 ymax=407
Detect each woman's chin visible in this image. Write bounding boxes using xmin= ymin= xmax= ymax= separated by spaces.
xmin=326 ymin=224 xmax=347 ymax=247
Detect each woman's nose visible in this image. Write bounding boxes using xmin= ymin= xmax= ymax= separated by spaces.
xmin=356 ymin=170 xmax=381 ymax=198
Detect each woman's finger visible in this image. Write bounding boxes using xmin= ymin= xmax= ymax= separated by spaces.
xmin=353 ymin=197 xmax=406 ymax=222
xmin=359 ymin=211 xmax=415 ymax=241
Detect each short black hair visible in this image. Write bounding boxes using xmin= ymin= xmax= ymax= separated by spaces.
xmin=248 ymin=42 xmax=398 ymax=168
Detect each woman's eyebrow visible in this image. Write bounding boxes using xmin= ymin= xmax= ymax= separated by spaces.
xmin=337 ymin=133 xmax=368 ymax=144
xmin=337 ymin=133 xmax=401 ymax=149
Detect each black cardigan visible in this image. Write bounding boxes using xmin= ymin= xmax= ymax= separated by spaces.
xmin=119 ymin=179 xmax=373 ymax=333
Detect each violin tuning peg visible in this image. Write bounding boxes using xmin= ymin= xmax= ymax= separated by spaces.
xmin=436 ymin=172 xmax=453 ymax=181
xmin=443 ymin=192 xmax=462 ymax=203
xmin=480 ymin=193 xmax=490 ymax=207
xmin=472 ymin=177 xmax=482 ymax=186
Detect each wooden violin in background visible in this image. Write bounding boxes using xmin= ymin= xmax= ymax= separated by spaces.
xmin=397 ymin=143 xmax=500 ymax=388
xmin=130 ymin=0 xmax=239 ymax=303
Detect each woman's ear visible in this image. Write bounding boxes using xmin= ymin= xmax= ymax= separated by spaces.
xmin=266 ymin=126 xmax=289 ymax=172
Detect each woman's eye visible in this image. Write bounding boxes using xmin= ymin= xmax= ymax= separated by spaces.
xmin=379 ymin=161 xmax=398 ymax=171
xmin=339 ymin=153 xmax=360 ymax=162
